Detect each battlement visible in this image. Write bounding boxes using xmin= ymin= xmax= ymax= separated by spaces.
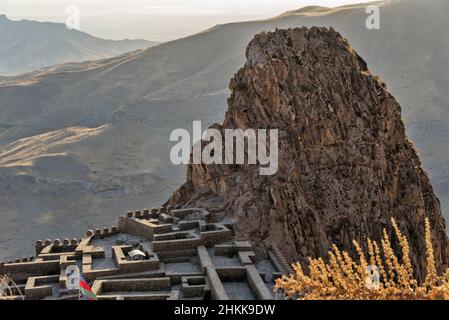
xmin=1 ymin=206 xmax=290 ymax=300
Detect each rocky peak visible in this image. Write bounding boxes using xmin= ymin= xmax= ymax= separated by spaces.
xmin=168 ymin=27 xmax=449 ymax=279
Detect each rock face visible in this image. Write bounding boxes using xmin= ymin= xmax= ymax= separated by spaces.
xmin=0 ymin=14 xmax=156 ymax=75
xmin=168 ymin=27 xmax=449 ymax=279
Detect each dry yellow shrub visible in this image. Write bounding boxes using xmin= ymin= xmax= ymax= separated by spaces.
xmin=275 ymin=217 xmax=449 ymax=300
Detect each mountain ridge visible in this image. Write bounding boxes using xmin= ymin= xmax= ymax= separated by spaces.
xmin=0 ymin=14 xmax=157 ymax=75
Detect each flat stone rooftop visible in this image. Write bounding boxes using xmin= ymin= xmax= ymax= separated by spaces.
xmin=0 ymin=206 xmax=289 ymax=300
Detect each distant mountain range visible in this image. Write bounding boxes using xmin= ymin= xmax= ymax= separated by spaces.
xmin=1 ymin=0 xmax=449 ymax=260
xmin=167 ymin=26 xmax=449 ymax=278
xmin=0 ymin=14 xmax=157 ymax=75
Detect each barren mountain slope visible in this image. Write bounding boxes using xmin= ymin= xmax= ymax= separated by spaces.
xmin=1 ymin=0 xmax=449 ymax=260
xmin=168 ymin=27 xmax=449 ymax=279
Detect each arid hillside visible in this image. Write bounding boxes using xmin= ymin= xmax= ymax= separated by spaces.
xmin=168 ymin=26 xmax=449 ymax=279
xmin=1 ymin=0 xmax=449 ymax=260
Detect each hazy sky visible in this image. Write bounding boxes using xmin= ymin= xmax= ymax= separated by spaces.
xmin=1 ymin=0 xmax=375 ymax=41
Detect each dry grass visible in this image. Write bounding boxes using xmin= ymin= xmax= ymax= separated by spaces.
xmin=275 ymin=217 xmax=449 ymax=300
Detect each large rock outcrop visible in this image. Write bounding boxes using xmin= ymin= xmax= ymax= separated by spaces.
xmin=168 ymin=27 xmax=449 ymax=278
